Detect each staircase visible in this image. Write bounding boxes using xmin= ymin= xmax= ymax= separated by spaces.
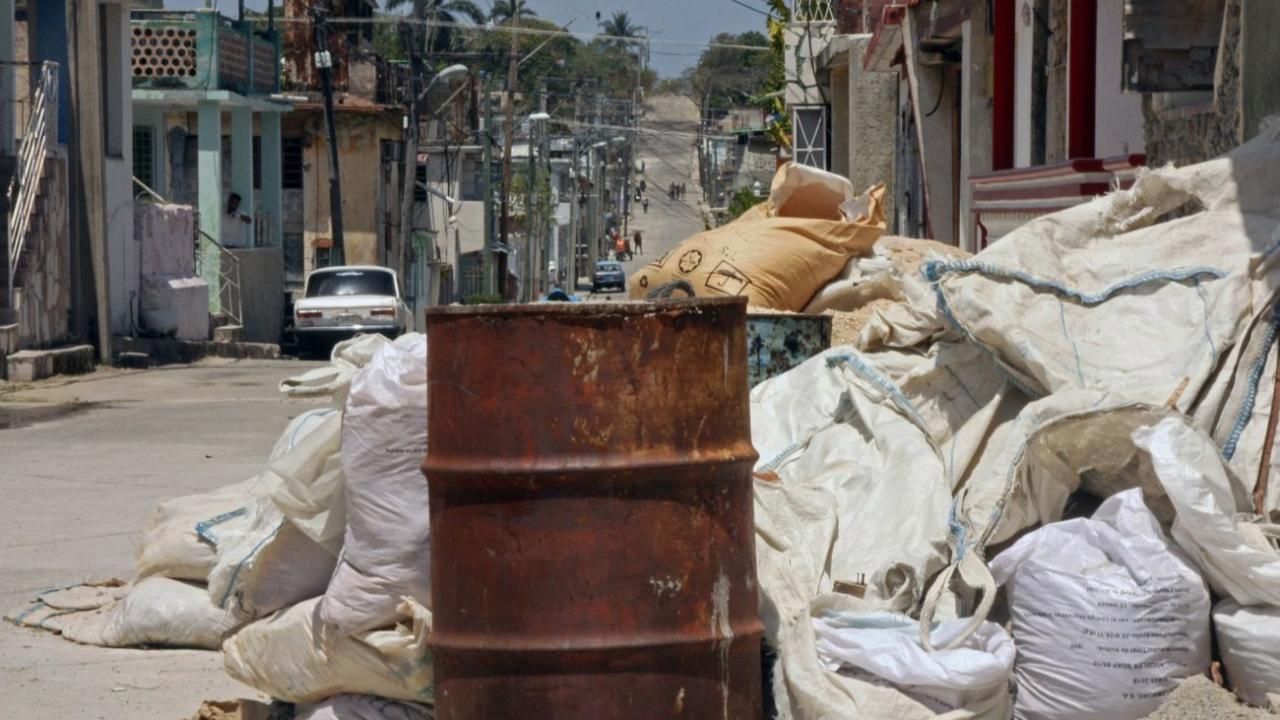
xmin=1 ymin=61 xmax=58 ymax=333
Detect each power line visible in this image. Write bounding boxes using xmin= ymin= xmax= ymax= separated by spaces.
xmin=250 ymin=15 xmax=773 ymax=52
xmin=725 ymin=0 xmax=774 ymax=18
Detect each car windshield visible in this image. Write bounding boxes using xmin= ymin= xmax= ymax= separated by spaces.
xmin=597 ymin=263 xmax=623 ymax=272
xmin=305 ymin=270 xmax=395 ymax=298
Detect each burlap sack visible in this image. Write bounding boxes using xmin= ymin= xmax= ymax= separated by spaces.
xmin=630 ymin=181 xmax=886 ymax=310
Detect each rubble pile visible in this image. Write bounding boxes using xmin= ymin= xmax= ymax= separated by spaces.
xmin=751 ymin=125 xmax=1280 ymax=717
xmin=8 ymin=128 xmax=1280 ymax=718
xmin=7 ymin=333 xmax=434 ymax=718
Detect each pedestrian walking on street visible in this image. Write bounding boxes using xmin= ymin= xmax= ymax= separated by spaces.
xmin=639 ymin=179 xmax=647 ymax=194
xmin=634 ymin=231 xmax=643 ymax=255
xmin=642 ymin=197 xmax=650 ymax=214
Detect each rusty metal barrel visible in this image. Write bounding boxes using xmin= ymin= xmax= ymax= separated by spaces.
xmin=423 ymin=297 xmax=763 ymax=720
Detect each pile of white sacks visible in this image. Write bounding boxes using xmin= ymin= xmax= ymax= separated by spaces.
xmin=8 ymin=333 xmax=433 ymax=717
xmin=753 ymin=123 xmax=1280 ymax=718
xmin=13 ymin=125 xmax=1280 ymax=720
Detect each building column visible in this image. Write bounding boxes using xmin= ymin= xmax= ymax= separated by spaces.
xmin=961 ymin=2 xmax=994 ymax=254
xmin=259 ymin=111 xmax=282 ymax=247
xmin=197 ymin=100 xmax=223 ymax=308
xmin=0 ymin=0 xmax=14 ymax=155
xmin=229 ymin=105 xmax=254 ymax=245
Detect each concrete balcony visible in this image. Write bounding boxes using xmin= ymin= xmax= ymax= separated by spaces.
xmin=130 ymin=10 xmax=279 ymax=97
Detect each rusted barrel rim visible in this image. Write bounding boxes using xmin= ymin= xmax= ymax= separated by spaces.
xmin=426 ymin=296 xmax=746 ymax=318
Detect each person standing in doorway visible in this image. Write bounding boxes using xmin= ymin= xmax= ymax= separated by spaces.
xmin=221 ymin=192 xmax=252 ymax=247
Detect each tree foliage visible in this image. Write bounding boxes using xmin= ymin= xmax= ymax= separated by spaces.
xmin=726 ymin=187 xmax=762 ymax=221
xmin=465 ymin=17 xmax=650 ymax=113
xmin=683 ymin=31 xmax=771 ymax=117
xmin=598 ymin=10 xmax=643 ymax=44
xmin=489 ymin=0 xmax=536 ymax=23
xmin=762 ymin=0 xmax=792 ymax=147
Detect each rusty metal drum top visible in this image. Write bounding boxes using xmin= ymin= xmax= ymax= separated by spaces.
xmin=424 ymin=297 xmax=763 ymax=720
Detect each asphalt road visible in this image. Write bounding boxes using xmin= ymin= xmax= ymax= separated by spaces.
xmin=0 ymin=359 xmax=326 ymax=717
xmin=585 ymin=94 xmax=705 ymax=300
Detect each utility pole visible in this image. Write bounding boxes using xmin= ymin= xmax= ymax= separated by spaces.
xmin=525 ymin=117 xmax=536 ymax=302
xmin=312 ymin=5 xmax=344 ymax=264
xmin=567 ymin=134 xmax=579 ymax=291
xmin=480 ymin=73 xmax=496 ymax=296
xmin=398 ymin=0 xmax=426 ymax=291
xmin=68 ymin=0 xmax=110 ymax=364
xmin=499 ymin=21 xmax=519 ymax=301
xmin=538 ymin=82 xmax=550 ymax=295
xmin=568 ymin=82 xmax=582 ymax=290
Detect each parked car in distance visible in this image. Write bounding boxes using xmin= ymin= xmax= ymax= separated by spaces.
xmin=293 ymin=266 xmax=410 ymax=357
xmin=592 ymin=261 xmax=626 ymax=294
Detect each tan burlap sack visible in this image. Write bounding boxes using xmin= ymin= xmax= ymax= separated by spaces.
xmin=630 ymin=181 xmax=886 ymax=310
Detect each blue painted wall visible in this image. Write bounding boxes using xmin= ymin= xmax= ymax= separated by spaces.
xmin=33 ymin=0 xmax=71 ymax=143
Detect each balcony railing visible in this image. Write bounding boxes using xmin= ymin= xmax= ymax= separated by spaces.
xmin=793 ymin=0 xmax=836 ymax=22
xmin=130 ymin=10 xmax=280 ymax=96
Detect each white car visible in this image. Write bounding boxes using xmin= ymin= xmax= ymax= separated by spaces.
xmin=293 ymin=266 xmax=411 ymax=356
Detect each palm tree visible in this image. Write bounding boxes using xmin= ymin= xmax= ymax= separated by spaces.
xmin=599 ymin=10 xmax=642 ymax=41
xmin=490 ymin=0 xmax=537 ymax=24
xmin=385 ymin=0 xmax=486 ymax=52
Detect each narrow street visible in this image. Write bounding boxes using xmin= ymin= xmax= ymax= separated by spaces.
xmin=587 ymin=94 xmax=705 ymax=299
xmin=0 ymin=361 xmax=323 ymax=717
xmin=6 ymin=0 xmax=1280 ymax=717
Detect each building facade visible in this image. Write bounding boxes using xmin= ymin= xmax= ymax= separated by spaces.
xmin=2 ymin=0 xmax=134 ymax=362
xmin=790 ymin=0 xmax=1280 ymax=252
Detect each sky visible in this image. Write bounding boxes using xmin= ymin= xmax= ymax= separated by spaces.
xmin=162 ymin=0 xmax=767 ymax=77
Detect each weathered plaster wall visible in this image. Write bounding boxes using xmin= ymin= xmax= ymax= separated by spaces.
xmin=1141 ymin=0 xmax=1240 ymax=166
xmin=844 ymin=35 xmax=898 ymax=221
xmin=290 ymin=110 xmax=402 ymax=274
xmin=16 ymin=154 xmax=71 ymax=348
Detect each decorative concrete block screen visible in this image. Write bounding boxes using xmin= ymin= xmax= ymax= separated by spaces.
xmin=132 ymin=25 xmax=198 ymax=80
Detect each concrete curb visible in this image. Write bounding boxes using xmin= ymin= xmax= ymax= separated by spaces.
xmin=113 ymin=336 xmax=281 ymax=366
xmin=5 ymin=345 xmax=95 ymax=382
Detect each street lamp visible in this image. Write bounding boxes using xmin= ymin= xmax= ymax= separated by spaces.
xmin=418 ymin=64 xmax=470 ymax=103
xmin=402 ymin=63 xmax=469 ymax=310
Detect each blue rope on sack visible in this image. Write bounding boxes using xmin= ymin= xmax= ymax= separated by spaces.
xmin=825 ymin=353 xmax=929 ymax=430
xmin=923 ymin=262 xmax=1044 ymax=398
xmin=1223 ymin=301 xmax=1280 ymax=460
xmin=759 ymin=440 xmax=806 ymax=474
xmin=923 ymin=260 xmax=1231 ymax=399
xmin=217 ymin=520 xmax=287 ymax=609
xmin=947 ymin=502 xmax=968 ymax=562
xmin=924 ymin=259 xmax=1226 ymax=306
xmin=758 ymin=351 xmax=930 ymax=472
xmin=195 ymin=507 xmax=250 ymax=545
